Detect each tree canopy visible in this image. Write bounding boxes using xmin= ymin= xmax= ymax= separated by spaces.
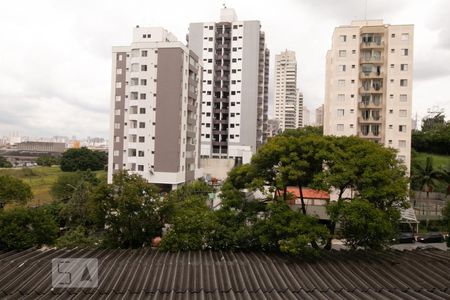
xmin=0 ymin=155 xmax=12 ymax=168
xmin=60 ymin=147 xmax=107 ymax=172
xmin=0 ymin=175 xmax=33 ymax=208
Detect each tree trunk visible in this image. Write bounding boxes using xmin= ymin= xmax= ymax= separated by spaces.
xmin=283 ymin=186 xmax=287 ymax=202
xmin=298 ymin=183 xmax=306 ymax=215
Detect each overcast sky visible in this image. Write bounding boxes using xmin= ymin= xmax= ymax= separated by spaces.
xmin=1 ymin=0 xmax=449 ymax=138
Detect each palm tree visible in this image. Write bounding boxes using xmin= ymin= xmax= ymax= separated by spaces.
xmin=412 ymin=157 xmax=444 ymax=198
xmin=440 ymin=163 xmax=450 ymax=196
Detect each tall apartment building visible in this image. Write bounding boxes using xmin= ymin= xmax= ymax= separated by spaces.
xmin=324 ymin=20 xmax=413 ymax=171
xmin=188 ymin=8 xmax=269 ymax=164
xmin=274 ymin=50 xmax=303 ymax=131
xmin=108 ymin=27 xmax=203 ymax=189
xmin=303 ymin=105 xmax=310 ymax=126
xmin=315 ymin=104 xmax=324 ymax=127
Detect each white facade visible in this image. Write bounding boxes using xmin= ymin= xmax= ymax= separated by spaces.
xmin=274 ymin=50 xmax=303 ymax=131
xmin=188 ymin=8 xmax=269 ymax=164
xmin=108 ymin=27 xmax=202 ymax=188
xmin=324 ymin=20 xmax=414 ymax=172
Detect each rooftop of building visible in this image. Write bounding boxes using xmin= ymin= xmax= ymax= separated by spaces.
xmin=0 ymin=248 xmax=448 ymax=299
xmin=286 ymin=187 xmax=330 ymax=200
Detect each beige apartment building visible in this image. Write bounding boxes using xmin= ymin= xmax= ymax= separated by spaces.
xmin=108 ymin=27 xmax=203 ymax=189
xmin=324 ymin=20 xmax=414 ymax=171
xmin=274 ymin=50 xmax=303 ymax=131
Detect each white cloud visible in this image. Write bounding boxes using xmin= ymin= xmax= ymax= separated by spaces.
xmin=0 ymin=0 xmax=449 ymax=137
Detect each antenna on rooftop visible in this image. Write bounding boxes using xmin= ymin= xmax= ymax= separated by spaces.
xmin=223 ymin=3 xmax=226 ymax=8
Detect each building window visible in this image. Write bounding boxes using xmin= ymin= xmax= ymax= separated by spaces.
xmin=337 ymin=94 xmax=345 ymax=101
xmin=140 ymin=79 xmax=147 ymax=85
xmin=138 ymin=151 xmax=145 ymax=157
xmin=399 ymin=109 xmax=407 ymax=117
xmin=131 ymin=63 xmax=139 ymax=72
xmin=115 ymin=109 xmax=121 ymax=116
xmin=338 ymin=80 xmax=345 ymax=87
xmin=139 ymin=122 xmax=145 ymax=128
xmin=141 ymin=65 xmax=148 ymax=71
xmin=115 ymin=96 xmax=121 ymax=102
xmin=390 ymin=64 xmax=395 ymax=68
xmin=398 ymin=140 xmax=406 ymax=148
xmin=400 ymin=94 xmax=407 ymax=102
xmin=399 ymin=125 xmax=407 ymax=132
xmin=138 ymin=165 xmax=144 ymax=171
xmin=337 ymin=109 xmax=345 ymax=117
xmin=139 ymin=136 xmax=145 ymax=143
xmin=114 ymin=123 xmax=120 ymax=129
xmin=400 ymin=64 xmax=408 ymax=71
xmin=400 ymin=79 xmax=408 ymax=87
xmin=113 ymin=150 xmax=119 ymax=157
xmin=116 ymin=69 xmax=122 ymax=75
xmin=339 ymin=35 xmax=347 ymax=42
xmin=139 ymin=108 xmax=146 ymax=114
xmin=140 ymin=93 xmax=146 ymax=100
xmin=141 ymin=50 xmax=148 ymax=57
xmin=115 ymin=82 xmax=122 ymax=88
xmin=337 ymin=124 xmax=344 ymax=131
xmin=338 ymin=65 xmax=346 ymax=72
xmin=339 ymin=50 xmax=346 ymax=57
xmin=401 ymin=49 xmax=409 ymax=56
xmin=401 ymin=33 xmax=409 ymax=41
xmin=391 ymin=33 xmax=396 ymax=38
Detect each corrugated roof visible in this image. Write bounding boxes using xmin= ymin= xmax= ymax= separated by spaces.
xmin=286 ymin=187 xmax=330 ymax=200
xmin=0 ymin=248 xmax=448 ymax=299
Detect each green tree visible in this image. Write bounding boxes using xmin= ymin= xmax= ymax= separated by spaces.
xmin=36 ymin=155 xmax=61 ymax=167
xmin=60 ymin=147 xmax=107 ymax=172
xmin=331 ymin=200 xmax=399 ymax=250
xmin=92 ymin=171 xmax=162 ymax=248
xmin=0 ymin=175 xmax=33 ymax=208
xmin=51 ymin=170 xmax=100 ymax=202
xmin=0 ymin=207 xmax=58 ymax=250
xmin=421 ymin=112 xmax=446 ymax=132
xmin=250 ymin=135 xmax=326 ymax=215
xmin=411 ymin=156 xmax=445 ymax=198
xmin=0 ymin=155 xmax=12 ymax=168
xmin=253 ymin=200 xmax=329 ymax=255
xmin=160 ymin=181 xmax=217 ymax=251
xmin=55 ymin=226 xmax=100 ymax=248
xmin=281 ymin=125 xmax=323 ymax=137
xmin=312 ymin=136 xmax=408 ymax=249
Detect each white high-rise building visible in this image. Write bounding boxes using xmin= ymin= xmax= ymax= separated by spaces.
xmin=188 ymin=8 xmax=269 ymax=164
xmin=274 ymin=50 xmax=303 ymax=131
xmin=324 ymin=20 xmax=414 ymax=171
xmin=108 ymin=27 xmax=203 ymax=189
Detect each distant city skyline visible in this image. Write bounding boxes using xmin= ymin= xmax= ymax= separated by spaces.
xmin=1 ymin=0 xmax=450 ymax=137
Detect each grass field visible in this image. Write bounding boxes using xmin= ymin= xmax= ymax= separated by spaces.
xmin=0 ymin=166 xmax=106 ymax=206
xmin=414 ymin=152 xmax=450 ymax=169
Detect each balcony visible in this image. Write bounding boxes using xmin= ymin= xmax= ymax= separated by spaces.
xmin=212 ymin=141 xmax=228 ymax=146
xmin=213 ymin=108 xmax=229 ymax=114
xmin=358 ymin=116 xmax=382 ymax=124
xmin=360 ymin=41 xmax=385 ymax=49
xmin=360 ymin=71 xmax=383 ymax=79
xmin=358 ymin=101 xmax=382 ymax=109
xmin=212 ymin=129 xmax=228 ymax=135
xmin=213 ymin=119 xmax=228 ymax=124
xmin=360 ymin=56 xmax=384 ymax=64
xmin=215 ymin=54 xmax=230 ymax=60
xmin=359 ymin=86 xmax=383 ymax=94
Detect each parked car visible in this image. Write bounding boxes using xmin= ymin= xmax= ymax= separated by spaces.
xmin=393 ymin=232 xmax=415 ymax=244
xmin=417 ymin=232 xmax=444 ymax=243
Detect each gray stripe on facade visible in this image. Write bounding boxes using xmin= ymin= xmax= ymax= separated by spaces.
xmin=154 ymin=48 xmax=183 ymax=173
